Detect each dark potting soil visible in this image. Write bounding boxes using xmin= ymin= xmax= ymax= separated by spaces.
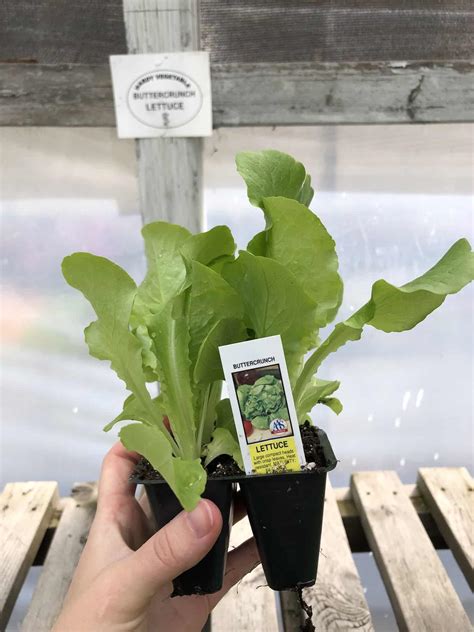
xmin=206 ymin=454 xmax=244 ymax=477
xmin=132 ymin=422 xmax=326 ymax=481
xmin=300 ymin=421 xmax=326 ymax=469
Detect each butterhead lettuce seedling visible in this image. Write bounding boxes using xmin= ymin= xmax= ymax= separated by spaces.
xmin=63 ymin=150 xmax=473 ymax=510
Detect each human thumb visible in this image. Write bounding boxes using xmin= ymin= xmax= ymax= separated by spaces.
xmin=111 ymin=499 xmax=222 ymax=609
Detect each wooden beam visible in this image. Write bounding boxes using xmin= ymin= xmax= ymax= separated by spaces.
xmin=2 ymin=1 xmax=473 ymax=66
xmin=1 ymin=61 xmax=473 ymax=128
xmin=122 ymin=0 xmax=203 ymax=232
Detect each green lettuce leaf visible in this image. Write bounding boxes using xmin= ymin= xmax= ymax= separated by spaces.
xmin=131 ymin=222 xmax=191 ymax=327
xmin=120 ymin=423 xmax=206 ymax=511
xmin=203 ymin=427 xmax=243 ymax=470
xmin=62 ymin=253 xmax=164 ymax=432
xmin=236 ymin=150 xmax=314 ymax=208
xmin=194 ymin=318 xmax=247 ymax=384
xmin=320 ymin=397 xmax=343 ymax=415
xmin=196 ymin=381 xmax=223 ymax=447
xmin=215 ymin=398 xmax=238 ymax=441
xmin=187 ymin=261 xmax=244 ymax=368
xmin=134 ymin=324 xmax=159 ymax=382
xmin=223 ymin=250 xmax=317 ymax=381
xmin=147 ymin=300 xmax=197 ymax=459
xmin=181 ymin=225 xmax=236 ymax=266
xmin=296 ymin=377 xmax=341 ymax=420
xmin=103 ymin=393 xmax=165 ymax=432
xmin=295 ymin=238 xmax=474 ymax=402
xmin=251 ymin=197 xmax=343 ymax=327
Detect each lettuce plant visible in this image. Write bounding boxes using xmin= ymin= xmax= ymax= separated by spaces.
xmin=238 ymin=376 xmax=289 ymax=430
xmin=63 ymin=150 xmax=473 ymax=510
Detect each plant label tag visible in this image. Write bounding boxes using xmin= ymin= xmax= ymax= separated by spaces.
xmin=109 ymin=52 xmax=212 ymax=139
xmin=219 ymin=336 xmax=306 ymax=475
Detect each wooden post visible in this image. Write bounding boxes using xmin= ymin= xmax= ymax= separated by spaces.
xmin=122 ymin=0 xmax=203 ymax=232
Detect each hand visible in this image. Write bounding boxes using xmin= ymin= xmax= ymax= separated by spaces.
xmin=53 ymin=443 xmax=259 ymax=631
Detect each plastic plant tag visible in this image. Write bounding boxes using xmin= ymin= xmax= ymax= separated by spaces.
xmin=109 ymin=52 xmax=212 ymax=139
xmin=219 ymin=336 xmax=306 ymax=475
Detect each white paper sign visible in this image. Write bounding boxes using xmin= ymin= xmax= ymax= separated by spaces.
xmin=219 ymin=336 xmax=306 ymax=475
xmin=109 ymin=52 xmax=212 ymax=139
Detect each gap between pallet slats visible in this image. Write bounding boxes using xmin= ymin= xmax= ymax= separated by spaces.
xmin=0 ymin=482 xmax=59 ymax=631
xmin=351 ymin=471 xmax=471 ymax=632
xmin=417 ymin=467 xmax=474 ymax=591
xmin=21 ymin=483 xmax=97 ymax=632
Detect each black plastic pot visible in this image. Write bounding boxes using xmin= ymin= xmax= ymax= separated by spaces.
xmin=239 ymin=429 xmax=336 ymax=590
xmin=137 ymin=477 xmax=235 ymax=596
xmin=133 ymin=428 xmax=336 ymax=595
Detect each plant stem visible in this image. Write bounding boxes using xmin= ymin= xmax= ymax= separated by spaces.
xmin=196 ymin=383 xmax=211 ymax=456
xmin=294 ymin=305 xmax=369 ymax=404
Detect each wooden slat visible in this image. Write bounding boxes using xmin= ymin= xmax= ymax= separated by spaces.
xmin=1 ymin=1 xmax=472 ymax=65
xmin=123 ymin=0 xmax=203 ymax=232
xmin=302 ymin=479 xmax=373 ymax=631
xmin=351 ymin=471 xmax=471 ymax=632
xmin=417 ymin=467 xmax=474 ymax=590
xmin=21 ymin=483 xmax=97 ymax=632
xmin=1 ymin=61 xmax=473 ymax=128
xmin=211 ymin=517 xmax=278 ymax=632
xmin=0 ymin=482 xmax=59 ymax=630
xmin=335 ymin=484 xmax=447 ymax=552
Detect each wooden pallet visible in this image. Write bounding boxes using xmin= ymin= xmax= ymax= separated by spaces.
xmin=1 ymin=468 xmax=472 ymax=631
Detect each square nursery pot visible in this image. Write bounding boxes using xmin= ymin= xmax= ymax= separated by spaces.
xmin=238 ymin=428 xmax=337 ymax=591
xmin=135 ymin=477 xmax=235 ymax=596
xmin=132 ymin=427 xmax=336 ymax=596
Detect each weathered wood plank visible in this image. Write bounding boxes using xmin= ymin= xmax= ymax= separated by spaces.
xmin=211 ymin=517 xmax=278 ymax=632
xmin=335 ymin=484 xmax=447 ymax=552
xmin=302 ymin=479 xmax=373 ymax=631
xmin=212 ymin=61 xmax=474 ymax=126
xmin=417 ymin=467 xmax=474 ymax=590
xmin=0 ymin=482 xmax=59 ymax=630
xmin=352 ymin=471 xmax=471 ymax=632
xmin=21 ymin=483 xmax=97 ymax=632
xmin=0 ymin=63 xmax=114 ymax=126
xmin=200 ymin=1 xmax=474 ymax=64
xmin=1 ymin=1 xmax=472 ymax=65
xmin=1 ymin=61 xmax=473 ymax=127
xmin=123 ymin=0 xmax=203 ymax=231
xmin=0 ymin=1 xmax=126 ymax=64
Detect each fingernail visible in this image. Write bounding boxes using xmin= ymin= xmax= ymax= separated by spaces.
xmin=187 ymin=500 xmax=214 ymax=538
